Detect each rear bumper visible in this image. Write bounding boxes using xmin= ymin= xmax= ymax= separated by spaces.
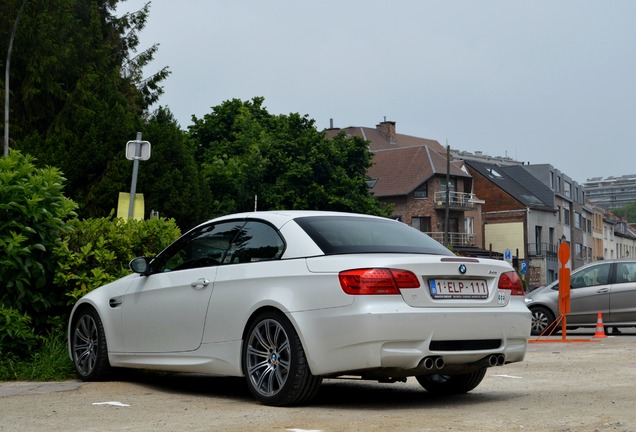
xmin=290 ymin=297 xmax=531 ymax=376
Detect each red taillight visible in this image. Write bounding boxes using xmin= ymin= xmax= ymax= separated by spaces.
xmin=498 ymin=271 xmax=525 ymax=295
xmin=339 ymin=268 xmax=420 ymax=295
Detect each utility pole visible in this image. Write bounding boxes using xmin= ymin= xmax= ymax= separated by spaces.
xmin=444 ymin=143 xmax=450 ymax=247
xmin=4 ymin=0 xmax=27 ymax=156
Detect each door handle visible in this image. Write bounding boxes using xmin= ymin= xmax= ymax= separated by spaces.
xmin=190 ymin=278 xmax=210 ymax=288
xmin=596 ymin=287 xmax=609 ymax=293
xmin=109 ymin=297 xmax=123 ymax=307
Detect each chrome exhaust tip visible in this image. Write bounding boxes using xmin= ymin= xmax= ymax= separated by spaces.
xmin=488 ymin=354 xmax=505 ymax=366
xmin=422 ymin=356 xmax=444 ymax=370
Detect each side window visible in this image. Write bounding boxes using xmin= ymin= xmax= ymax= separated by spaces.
xmin=571 ymin=263 xmax=610 ymax=288
xmin=616 ymin=262 xmax=636 ymax=284
xmin=155 ymin=221 xmax=245 ymax=272
xmin=226 ymin=221 xmax=284 ymax=264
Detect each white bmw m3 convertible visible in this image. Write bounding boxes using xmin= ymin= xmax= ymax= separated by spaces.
xmin=68 ymin=210 xmax=530 ymax=406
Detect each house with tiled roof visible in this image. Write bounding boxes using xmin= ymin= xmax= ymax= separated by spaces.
xmin=330 ymin=120 xmax=447 ymax=154
xmin=327 ymin=119 xmax=633 ymax=285
xmin=327 ymin=121 xmax=484 ymax=250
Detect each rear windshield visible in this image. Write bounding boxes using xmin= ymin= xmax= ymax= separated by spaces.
xmin=294 ymin=215 xmax=454 ymax=256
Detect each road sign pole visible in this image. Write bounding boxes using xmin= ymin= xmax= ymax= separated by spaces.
xmin=128 ymin=132 xmax=142 ymax=219
xmin=558 ymin=242 xmax=571 ymax=341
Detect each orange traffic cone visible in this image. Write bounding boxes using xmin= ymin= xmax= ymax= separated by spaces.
xmin=593 ymin=312 xmax=607 ymax=338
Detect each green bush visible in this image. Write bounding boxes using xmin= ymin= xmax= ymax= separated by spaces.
xmin=0 ymin=306 xmax=42 ymax=360
xmin=55 ymin=215 xmax=181 ymax=303
xmin=0 ymin=151 xmax=77 ymax=327
xmin=0 ymin=151 xmax=181 ymax=373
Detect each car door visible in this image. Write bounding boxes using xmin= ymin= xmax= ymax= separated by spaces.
xmin=609 ymin=261 xmax=636 ymax=324
xmin=567 ymin=262 xmax=611 ymax=325
xmin=121 ymin=220 xmax=245 ymax=353
xmin=202 ymin=220 xmax=286 ymax=344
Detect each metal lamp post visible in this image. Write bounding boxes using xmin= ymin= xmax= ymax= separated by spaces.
xmin=4 ymin=0 xmax=27 ymax=156
xmin=125 ymin=132 xmax=151 ymax=219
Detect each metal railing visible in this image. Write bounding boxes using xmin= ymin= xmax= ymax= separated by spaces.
xmin=526 ymin=242 xmax=558 ymax=260
xmin=426 ymin=232 xmax=476 ymax=247
xmin=433 ymin=191 xmax=481 ymax=210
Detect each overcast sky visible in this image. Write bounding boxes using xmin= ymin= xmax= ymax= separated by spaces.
xmin=117 ymin=0 xmax=636 ymax=184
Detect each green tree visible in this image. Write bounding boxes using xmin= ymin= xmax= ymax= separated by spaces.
xmin=135 ymin=107 xmax=211 ymax=229
xmin=0 ymin=151 xmax=77 ymax=327
xmin=189 ymin=97 xmax=390 ymax=217
xmin=1 ymin=0 xmax=169 ymax=220
xmin=613 ymin=202 xmax=636 ymax=223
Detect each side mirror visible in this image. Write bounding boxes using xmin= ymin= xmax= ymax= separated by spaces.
xmin=129 ymin=257 xmax=150 ymax=274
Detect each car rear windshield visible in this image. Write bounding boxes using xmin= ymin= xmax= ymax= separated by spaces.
xmin=294 ymin=215 xmax=454 ymax=256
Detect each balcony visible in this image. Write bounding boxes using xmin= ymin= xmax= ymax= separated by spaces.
xmin=434 ymin=191 xmax=483 ymax=210
xmin=527 ymin=242 xmax=558 ymax=260
xmin=426 ymin=231 xmax=476 ymax=248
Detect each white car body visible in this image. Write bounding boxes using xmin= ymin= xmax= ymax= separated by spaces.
xmin=68 ymin=210 xmax=531 ymax=405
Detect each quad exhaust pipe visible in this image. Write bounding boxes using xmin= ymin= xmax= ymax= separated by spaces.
xmin=420 ymin=354 xmax=504 ymax=371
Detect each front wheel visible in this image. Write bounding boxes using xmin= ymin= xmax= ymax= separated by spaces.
xmin=416 ymin=368 xmax=487 ymax=395
xmin=530 ymin=306 xmax=556 ymax=336
xmin=70 ymin=307 xmax=111 ymax=381
xmin=243 ymin=311 xmax=322 ymax=406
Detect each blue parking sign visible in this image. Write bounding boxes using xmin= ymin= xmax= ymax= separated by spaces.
xmin=504 ymin=249 xmax=512 ymax=262
xmin=520 ymin=260 xmax=527 ymax=275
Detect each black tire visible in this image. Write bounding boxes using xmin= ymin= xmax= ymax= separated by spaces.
xmin=416 ymin=367 xmax=487 ymax=395
xmin=243 ymin=311 xmax=322 ymax=406
xmin=70 ymin=307 xmax=112 ymax=381
xmin=530 ymin=306 xmax=556 ymax=336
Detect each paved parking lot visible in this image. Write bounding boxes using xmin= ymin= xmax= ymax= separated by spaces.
xmin=1 ymin=332 xmax=635 ymax=432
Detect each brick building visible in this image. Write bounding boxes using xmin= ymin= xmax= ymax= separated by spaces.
xmin=327 ymin=120 xmax=483 ymax=250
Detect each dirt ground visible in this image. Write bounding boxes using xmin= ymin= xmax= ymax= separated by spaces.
xmin=1 ymin=334 xmax=635 ymax=432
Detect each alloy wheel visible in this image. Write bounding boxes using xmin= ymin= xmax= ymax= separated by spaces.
xmin=245 ymin=318 xmax=291 ymax=397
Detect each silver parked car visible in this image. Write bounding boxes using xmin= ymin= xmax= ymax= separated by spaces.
xmin=525 ymin=259 xmax=636 ymax=335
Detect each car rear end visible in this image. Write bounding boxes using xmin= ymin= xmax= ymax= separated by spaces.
xmin=275 ymin=213 xmax=530 ymax=378
xmin=294 ymin=253 xmax=530 ymax=377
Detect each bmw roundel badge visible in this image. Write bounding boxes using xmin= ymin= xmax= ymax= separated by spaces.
xmin=458 ymin=264 xmax=467 ymax=274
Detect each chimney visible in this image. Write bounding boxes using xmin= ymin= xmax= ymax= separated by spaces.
xmin=376 ymin=120 xmax=397 ymax=145
xmin=327 ymin=117 xmax=340 ymax=131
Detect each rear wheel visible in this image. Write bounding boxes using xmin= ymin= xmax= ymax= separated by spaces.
xmin=416 ymin=368 xmax=487 ymax=395
xmin=243 ymin=311 xmax=322 ymax=406
xmin=530 ymin=306 xmax=556 ymax=336
xmin=70 ymin=308 xmax=112 ymax=380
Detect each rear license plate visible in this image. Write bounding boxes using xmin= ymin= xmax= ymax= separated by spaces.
xmin=428 ymin=279 xmax=488 ymax=299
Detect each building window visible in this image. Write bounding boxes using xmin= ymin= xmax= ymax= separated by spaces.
xmin=413 ymin=182 xmax=428 ymax=199
xmin=574 ymin=212 xmax=581 ymax=229
xmin=440 ymin=177 xmax=457 ymax=193
xmin=564 ymin=181 xmax=571 ymax=198
xmin=550 ymin=171 xmax=555 ymax=190
xmin=548 ymin=269 xmax=556 ymax=283
xmin=411 ymin=217 xmax=431 ymax=233
xmin=557 ymin=206 xmax=561 ymax=222
xmin=549 ymin=227 xmax=555 ymax=253
xmin=575 ymin=243 xmax=583 ymax=258
xmin=465 ymin=217 xmax=474 ymax=235
xmin=564 ymin=207 xmax=570 ymax=226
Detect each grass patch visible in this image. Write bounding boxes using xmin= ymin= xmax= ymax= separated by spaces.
xmin=0 ymin=328 xmax=75 ymax=381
